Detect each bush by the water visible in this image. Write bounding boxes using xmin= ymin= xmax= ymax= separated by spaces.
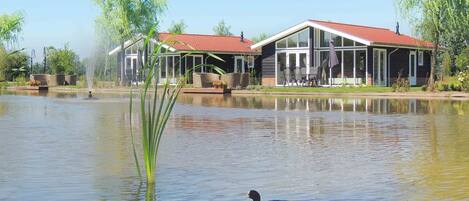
xmin=458 ymin=70 xmax=469 ymax=91
xmin=392 ymin=78 xmax=410 ymax=92
xmin=435 ymin=77 xmax=462 ymax=92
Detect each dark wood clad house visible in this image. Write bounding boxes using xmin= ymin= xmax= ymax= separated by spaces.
xmin=251 ymin=20 xmax=433 ymax=87
xmin=109 ymin=33 xmax=261 ymax=85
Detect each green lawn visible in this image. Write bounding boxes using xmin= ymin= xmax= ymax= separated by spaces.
xmin=259 ymin=87 xmax=423 ymax=93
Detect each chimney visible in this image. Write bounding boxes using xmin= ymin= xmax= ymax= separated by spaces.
xmin=396 ymin=22 xmax=400 ymax=35
xmin=240 ymin=31 xmax=244 ymax=42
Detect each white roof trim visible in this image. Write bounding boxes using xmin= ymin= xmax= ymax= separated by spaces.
xmin=108 ymin=36 xmax=177 ymax=55
xmin=250 ymin=21 xmax=372 ymax=49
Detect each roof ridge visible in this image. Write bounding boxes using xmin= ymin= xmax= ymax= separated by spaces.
xmin=310 ymin=19 xmax=390 ymax=31
xmin=159 ymin=32 xmax=249 ymax=39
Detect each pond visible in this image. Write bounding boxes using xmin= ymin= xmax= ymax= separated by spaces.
xmin=1 ymin=91 xmax=469 ymax=200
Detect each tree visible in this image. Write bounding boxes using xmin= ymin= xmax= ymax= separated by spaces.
xmin=251 ymin=33 xmax=270 ymax=43
xmin=168 ymin=20 xmax=187 ymax=34
xmin=456 ymin=46 xmax=469 ymax=72
xmin=441 ymin=51 xmax=452 ymax=79
xmin=0 ymin=47 xmax=28 ymax=81
xmin=0 ymin=12 xmax=24 ymax=47
xmin=93 ymin=0 xmax=167 ymax=84
xmin=396 ymin=0 xmax=449 ymax=90
xmin=213 ymin=20 xmax=232 ymax=36
xmin=46 ymin=45 xmax=80 ymax=75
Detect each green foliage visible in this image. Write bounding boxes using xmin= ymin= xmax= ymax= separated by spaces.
xmin=0 ymin=11 xmax=24 ymax=46
xmin=46 ymin=45 xmax=80 ymax=75
xmin=392 ymin=78 xmax=410 ymax=92
xmin=251 ymin=33 xmax=269 ymax=43
xmin=130 ymin=29 xmax=224 ymax=185
xmin=441 ymin=51 xmax=453 ymax=76
xmin=395 ymin=0 xmax=463 ymax=90
xmin=457 ymin=70 xmax=469 ymax=91
xmin=435 ymin=77 xmax=462 ymax=91
xmin=456 ymin=46 xmax=469 ymax=72
xmin=168 ymin=20 xmax=187 ymax=34
xmin=93 ymin=0 xmax=167 ymax=44
xmin=213 ymin=20 xmax=232 ymax=36
xmin=0 ymin=46 xmax=28 ymax=81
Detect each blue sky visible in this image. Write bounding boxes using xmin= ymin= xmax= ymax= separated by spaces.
xmin=1 ymin=0 xmax=410 ymax=61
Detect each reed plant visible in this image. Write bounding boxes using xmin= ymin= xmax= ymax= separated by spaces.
xmin=129 ymin=29 xmax=224 ymax=184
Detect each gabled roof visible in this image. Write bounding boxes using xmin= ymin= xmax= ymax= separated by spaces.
xmin=251 ymin=20 xmax=433 ymax=50
xmin=159 ymin=33 xmax=258 ymax=54
xmin=109 ymin=33 xmax=258 ymax=55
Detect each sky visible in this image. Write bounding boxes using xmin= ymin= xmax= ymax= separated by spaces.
xmin=1 ymin=0 xmax=411 ymax=62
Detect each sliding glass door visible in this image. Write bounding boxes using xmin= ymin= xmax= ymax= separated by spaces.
xmin=158 ymin=55 xmax=181 ymax=84
xmin=373 ymin=49 xmax=387 ymax=86
xmin=276 ymin=51 xmax=309 ymax=86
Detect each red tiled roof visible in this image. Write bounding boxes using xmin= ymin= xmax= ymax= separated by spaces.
xmin=310 ymin=20 xmax=434 ymax=48
xmin=158 ymin=33 xmax=257 ymax=54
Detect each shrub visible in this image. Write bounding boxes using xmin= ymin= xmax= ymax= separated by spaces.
xmin=456 ymin=46 xmax=469 ymax=72
xmin=392 ymin=78 xmax=410 ymax=92
xmin=457 ymin=70 xmax=469 ymax=91
xmin=434 ymin=76 xmax=462 ymax=92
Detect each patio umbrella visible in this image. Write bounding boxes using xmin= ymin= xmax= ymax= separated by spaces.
xmin=328 ymin=40 xmax=339 ymax=86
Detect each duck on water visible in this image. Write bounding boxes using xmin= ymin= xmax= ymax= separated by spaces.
xmin=248 ymin=190 xmax=309 ymax=201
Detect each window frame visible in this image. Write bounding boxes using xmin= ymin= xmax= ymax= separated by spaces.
xmin=275 ymin=28 xmax=310 ymax=50
xmin=418 ymin=51 xmax=424 ymax=66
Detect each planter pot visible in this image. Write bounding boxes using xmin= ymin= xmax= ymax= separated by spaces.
xmin=65 ymin=75 xmax=77 ymax=85
xmin=221 ymin=73 xmax=241 ymax=89
xmin=240 ymin=73 xmax=250 ymax=89
xmin=31 ymin=74 xmax=50 ymax=86
xmin=192 ymin=73 xmax=202 ymax=88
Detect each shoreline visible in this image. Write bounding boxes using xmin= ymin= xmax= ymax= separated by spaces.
xmin=4 ymin=86 xmax=469 ymax=100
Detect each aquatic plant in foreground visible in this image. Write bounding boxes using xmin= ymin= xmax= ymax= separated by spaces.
xmin=129 ymin=30 xmax=224 ymax=184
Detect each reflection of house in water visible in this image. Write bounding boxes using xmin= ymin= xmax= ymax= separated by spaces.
xmin=273 ymin=97 xmax=421 ymax=114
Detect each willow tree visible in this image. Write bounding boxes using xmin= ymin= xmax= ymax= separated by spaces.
xmin=168 ymin=20 xmax=187 ymax=34
xmin=0 ymin=12 xmax=24 ymax=48
xmin=213 ymin=20 xmax=232 ymax=36
xmin=93 ymin=0 xmax=166 ymax=85
xmin=396 ymin=0 xmax=448 ymax=90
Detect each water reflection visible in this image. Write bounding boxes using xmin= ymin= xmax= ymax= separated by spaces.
xmin=1 ymin=92 xmax=469 ymax=200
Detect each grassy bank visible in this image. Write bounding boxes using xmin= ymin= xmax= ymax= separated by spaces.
xmin=258 ymin=87 xmax=423 ymax=93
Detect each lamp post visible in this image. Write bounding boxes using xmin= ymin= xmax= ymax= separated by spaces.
xmin=30 ymin=49 xmax=35 ymax=76
xmin=43 ymin=47 xmax=47 ymax=73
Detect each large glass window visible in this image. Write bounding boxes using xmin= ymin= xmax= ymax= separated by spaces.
xmin=316 ymin=49 xmax=367 ymax=85
xmin=277 ymin=40 xmax=287 ymax=48
xmin=344 ymin=38 xmax=354 ymax=46
xmin=174 ymin=56 xmax=181 ymax=77
xmin=277 ymin=29 xmax=309 ymax=49
xmin=331 ymin=34 xmax=342 ymax=47
xmin=355 ymin=50 xmax=366 ymax=84
xmin=298 ymin=30 xmax=309 ymax=47
xmin=331 ymin=51 xmax=342 ymax=83
xmin=277 ymin=53 xmax=287 ymax=85
xmin=287 ymin=35 xmax=298 ymax=48
xmin=320 ymin=31 xmax=342 ymax=47
xmin=160 ymin=56 xmax=166 ymax=78
xmin=343 ymin=51 xmax=354 ymax=82
xmin=320 ymin=30 xmax=331 ymax=47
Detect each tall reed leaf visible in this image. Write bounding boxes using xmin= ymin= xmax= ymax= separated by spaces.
xmin=129 ymin=28 xmax=224 ymax=184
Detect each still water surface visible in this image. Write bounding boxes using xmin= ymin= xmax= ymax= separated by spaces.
xmin=1 ymin=91 xmax=469 ymax=200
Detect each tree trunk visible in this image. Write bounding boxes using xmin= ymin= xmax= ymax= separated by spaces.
xmin=428 ymin=44 xmax=439 ymax=91
xmin=120 ymin=42 xmax=125 ymax=86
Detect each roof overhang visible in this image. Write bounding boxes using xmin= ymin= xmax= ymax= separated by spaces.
xmin=108 ymin=36 xmax=177 ymax=56
xmin=370 ymin=43 xmax=433 ymax=51
xmin=250 ymin=21 xmax=372 ymax=50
